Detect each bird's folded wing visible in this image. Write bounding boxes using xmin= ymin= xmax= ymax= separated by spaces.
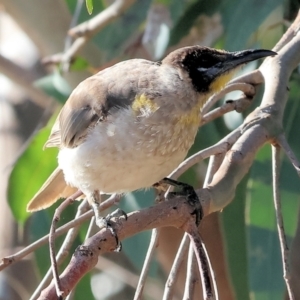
xmin=27 ymin=167 xmax=78 ymax=212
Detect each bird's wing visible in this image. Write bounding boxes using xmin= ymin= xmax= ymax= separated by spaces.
xmin=27 ymin=167 xmax=78 ymax=212
xmin=45 ymin=59 xmax=158 ymax=149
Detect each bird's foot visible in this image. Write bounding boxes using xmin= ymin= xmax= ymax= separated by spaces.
xmin=161 ymin=177 xmax=203 ymax=226
xmin=153 ymin=180 xmax=170 ymax=203
xmin=91 ymin=199 xmax=126 ymax=252
xmin=95 ymin=214 xmax=122 ymax=252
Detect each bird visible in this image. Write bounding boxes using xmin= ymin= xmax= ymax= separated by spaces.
xmin=27 ymin=46 xmax=275 ymax=225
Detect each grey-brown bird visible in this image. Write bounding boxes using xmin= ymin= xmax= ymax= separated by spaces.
xmin=27 ymin=46 xmax=275 ymax=222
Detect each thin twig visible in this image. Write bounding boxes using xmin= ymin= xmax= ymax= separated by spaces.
xmin=36 ymin=194 xmax=212 ymax=299
xmin=44 ymin=0 xmax=136 ymax=66
xmin=163 ymin=233 xmax=190 ymax=300
xmin=0 ymin=194 xmax=121 ymax=271
xmin=133 ymin=228 xmax=160 ymax=300
xmin=201 ymin=96 xmax=252 ymax=126
xmin=203 ymin=154 xmax=224 ymax=187
xmin=169 ymin=127 xmax=241 ymax=180
xmin=184 ymin=220 xmax=215 ymax=300
xmin=62 ymin=0 xmax=85 ymax=72
xmin=202 ymin=82 xmax=255 ymax=114
xmin=69 ymin=0 xmax=136 ymax=37
xmin=61 ymin=36 xmax=88 ymax=72
xmin=183 ymin=243 xmax=198 ymax=299
xmin=49 ymin=193 xmax=121 ymax=298
xmin=65 ymin=214 xmax=96 ymax=300
xmin=277 ymin=134 xmax=300 ymax=176
xmin=30 ymin=199 xmax=90 ymax=300
xmin=64 ymin=0 xmax=84 ymax=50
xmin=202 ymin=157 xmax=220 ymax=299
xmin=272 ymin=145 xmax=294 ymax=300
xmin=49 ymin=195 xmax=80 ymax=298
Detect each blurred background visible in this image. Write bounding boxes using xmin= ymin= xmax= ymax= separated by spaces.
xmin=1 ymin=0 xmax=300 ymax=299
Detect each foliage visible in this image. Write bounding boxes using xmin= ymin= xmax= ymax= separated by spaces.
xmin=6 ymin=0 xmax=300 ymax=299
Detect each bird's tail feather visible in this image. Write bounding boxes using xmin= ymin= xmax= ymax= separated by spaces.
xmin=27 ymin=167 xmax=78 ymax=212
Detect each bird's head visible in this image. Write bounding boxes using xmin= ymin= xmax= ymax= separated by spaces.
xmin=163 ymin=46 xmax=276 ymax=94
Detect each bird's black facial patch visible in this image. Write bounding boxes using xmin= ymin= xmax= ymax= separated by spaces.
xmin=181 ymin=49 xmax=226 ymax=93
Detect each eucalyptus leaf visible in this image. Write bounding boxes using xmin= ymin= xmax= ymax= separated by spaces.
xmin=86 ymin=0 xmax=93 ymax=15
xmin=222 ymin=175 xmax=250 ymax=300
xmin=34 ymin=72 xmax=71 ymax=104
xmin=247 ymin=142 xmax=300 ymax=297
xmin=8 ymin=124 xmax=58 ymax=223
xmin=220 ymin=0 xmax=282 ymax=50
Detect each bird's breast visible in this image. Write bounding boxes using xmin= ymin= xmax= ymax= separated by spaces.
xmin=58 ymin=104 xmax=200 ymax=194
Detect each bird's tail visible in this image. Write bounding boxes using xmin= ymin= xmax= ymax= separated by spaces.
xmin=27 ymin=167 xmax=78 ymax=212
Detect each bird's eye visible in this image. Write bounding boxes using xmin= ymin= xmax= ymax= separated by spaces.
xmin=197 ymin=67 xmax=208 ymax=72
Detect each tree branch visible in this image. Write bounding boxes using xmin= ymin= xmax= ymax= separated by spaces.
xmin=163 ymin=233 xmax=189 ymax=300
xmin=272 ymin=145 xmax=294 ymax=299
xmin=8 ymin=8 xmax=300 ymax=300
xmin=0 ymin=54 xmax=53 ymax=108
xmin=44 ymin=0 xmax=136 ymax=67
xmin=133 ymin=228 xmax=160 ymax=300
xmin=36 ymin=193 xmax=211 ymax=299
xmin=205 ymin=10 xmax=300 ymax=213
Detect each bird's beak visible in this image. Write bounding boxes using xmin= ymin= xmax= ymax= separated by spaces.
xmin=202 ymin=49 xmax=277 ymax=79
xmin=226 ymin=49 xmax=277 ymax=70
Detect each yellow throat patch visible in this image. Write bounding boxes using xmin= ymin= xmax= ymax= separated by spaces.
xmin=210 ymin=70 xmax=235 ymax=93
xmin=178 ymin=70 xmax=236 ymax=126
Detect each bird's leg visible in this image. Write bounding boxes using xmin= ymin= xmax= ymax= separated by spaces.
xmin=160 ymin=178 xmax=203 ymax=226
xmin=90 ymin=191 xmax=122 ymax=251
xmin=153 ymin=180 xmax=170 ymax=203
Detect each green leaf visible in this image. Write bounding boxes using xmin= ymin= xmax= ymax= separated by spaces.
xmin=93 ymin=0 xmax=151 ymax=60
xmin=247 ymin=146 xmax=300 ymax=297
xmin=34 ymin=72 xmax=71 ymax=104
xmin=8 ymin=122 xmax=58 ymax=223
xmin=220 ymin=0 xmax=282 ymax=50
xmin=221 ymin=175 xmax=250 ymax=300
xmin=168 ymin=0 xmax=221 ymax=47
xmin=86 ymin=0 xmax=93 ymax=15
xmin=66 ymin=0 xmax=104 ymax=21
xmin=70 ymin=56 xmax=91 ymax=72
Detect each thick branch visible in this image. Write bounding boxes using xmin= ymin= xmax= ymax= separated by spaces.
xmin=207 ymin=124 xmax=270 ymax=212
xmin=37 ymin=194 xmax=211 ymax=299
xmin=204 ymin=11 xmax=300 ymax=213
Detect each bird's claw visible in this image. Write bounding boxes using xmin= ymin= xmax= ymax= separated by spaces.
xmin=94 ymin=208 xmax=127 ymax=252
xmin=161 ymin=177 xmax=203 ymax=226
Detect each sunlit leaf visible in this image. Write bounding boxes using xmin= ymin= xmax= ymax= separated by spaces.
xmin=86 ymin=0 xmax=93 ymax=15
xmin=8 ymin=122 xmax=58 ymax=223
